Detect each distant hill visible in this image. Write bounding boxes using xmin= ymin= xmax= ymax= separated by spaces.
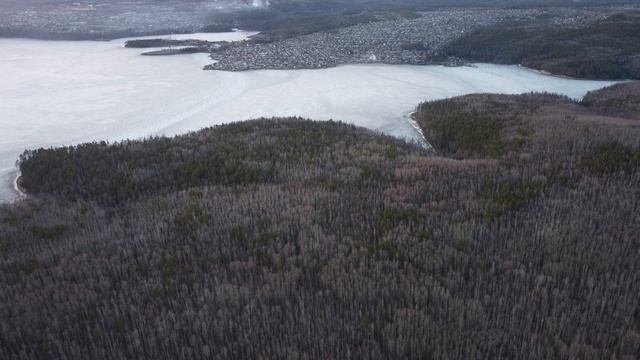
xmin=447 ymin=11 xmax=640 ymax=80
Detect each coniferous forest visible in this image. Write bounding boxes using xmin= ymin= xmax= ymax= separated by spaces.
xmin=1 ymin=82 xmax=639 ymax=359
xmin=447 ymin=11 xmax=640 ymax=80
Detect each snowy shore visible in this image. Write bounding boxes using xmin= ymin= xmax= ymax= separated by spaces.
xmin=11 ymin=172 xmax=26 ymax=201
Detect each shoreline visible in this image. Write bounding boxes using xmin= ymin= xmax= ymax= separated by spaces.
xmin=518 ymin=64 xmax=577 ymax=80
xmin=11 ymin=172 xmax=27 ymax=201
xmin=407 ymin=111 xmax=432 ymax=151
xmin=516 ymin=64 xmax=631 ymax=82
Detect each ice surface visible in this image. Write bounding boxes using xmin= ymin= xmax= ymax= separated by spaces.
xmin=0 ymin=34 xmax=619 ymax=202
xmin=118 ymin=30 xmax=260 ymax=43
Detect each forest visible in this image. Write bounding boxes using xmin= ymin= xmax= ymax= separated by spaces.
xmin=210 ymin=8 xmax=421 ymax=42
xmin=446 ymin=11 xmax=640 ymax=80
xmin=1 ymin=82 xmax=639 ymax=359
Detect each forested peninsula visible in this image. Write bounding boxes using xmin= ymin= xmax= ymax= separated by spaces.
xmin=1 ymin=82 xmax=639 ymax=359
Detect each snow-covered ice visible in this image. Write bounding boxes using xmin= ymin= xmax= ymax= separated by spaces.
xmin=118 ymin=30 xmax=260 ymax=43
xmin=0 ymin=34 xmax=619 ymax=202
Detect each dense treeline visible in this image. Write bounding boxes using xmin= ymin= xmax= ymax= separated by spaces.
xmin=214 ymin=8 xmax=421 ymax=43
xmin=124 ymin=39 xmax=216 ymax=49
xmin=0 ymin=27 xmax=201 ymax=41
xmin=2 ymin=83 xmax=640 ymax=359
xmin=18 ymin=119 xmax=419 ymax=206
xmin=582 ymin=81 xmax=640 ymax=117
xmin=446 ymin=11 xmax=640 ymax=80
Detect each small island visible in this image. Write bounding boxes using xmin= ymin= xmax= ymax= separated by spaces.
xmin=124 ymin=38 xmax=230 ymax=56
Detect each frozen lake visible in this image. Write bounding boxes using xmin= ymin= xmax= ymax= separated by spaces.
xmin=0 ymin=32 xmax=619 ymax=202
